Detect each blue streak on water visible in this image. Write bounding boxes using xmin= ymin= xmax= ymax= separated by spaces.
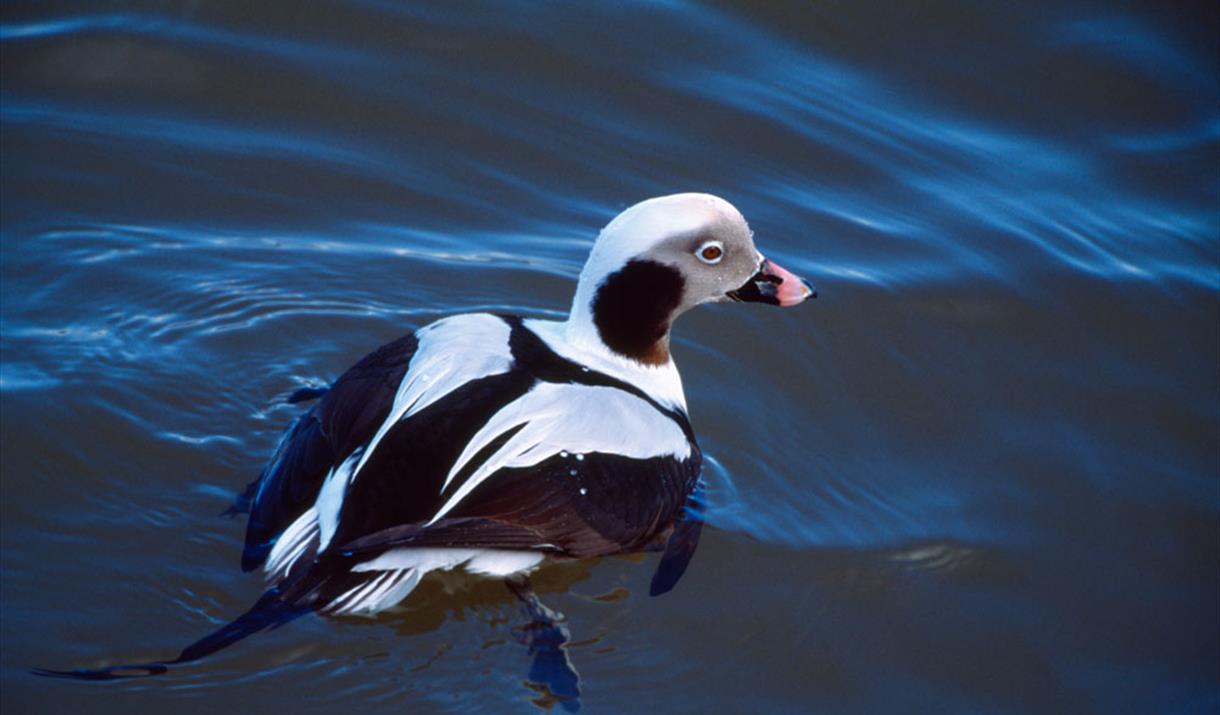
xmin=0 ymin=98 xmax=463 ymax=204
xmin=1052 ymin=16 xmax=1206 ymax=80
xmin=1108 ymin=117 xmax=1220 ymax=153
xmin=0 ymin=13 xmax=379 ymax=70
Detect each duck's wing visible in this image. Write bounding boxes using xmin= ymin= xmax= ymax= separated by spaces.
xmin=252 ymin=313 xmax=522 ymax=575
xmin=311 ymin=442 xmax=699 ymax=618
xmin=328 ymin=376 xmax=702 ymax=562
xmin=241 ymin=333 xmax=418 ymax=571
xmin=334 ymin=450 xmax=701 ymax=563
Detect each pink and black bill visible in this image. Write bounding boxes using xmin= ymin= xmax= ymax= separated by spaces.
xmin=726 ymin=258 xmax=816 ymax=307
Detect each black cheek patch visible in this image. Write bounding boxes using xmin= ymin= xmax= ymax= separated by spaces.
xmin=591 ymin=260 xmax=685 ymax=362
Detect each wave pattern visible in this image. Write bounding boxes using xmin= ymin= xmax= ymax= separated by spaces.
xmin=1 ymin=2 xmax=1216 ymax=713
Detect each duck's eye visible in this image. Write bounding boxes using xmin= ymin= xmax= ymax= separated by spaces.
xmin=696 ymin=241 xmax=724 ymax=264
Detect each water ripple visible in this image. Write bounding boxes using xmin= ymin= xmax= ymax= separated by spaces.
xmin=1 ymin=2 xmax=1216 ymax=711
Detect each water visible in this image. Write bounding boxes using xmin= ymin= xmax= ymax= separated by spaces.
xmin=1 ymin=1 xmax=1217 ymax=712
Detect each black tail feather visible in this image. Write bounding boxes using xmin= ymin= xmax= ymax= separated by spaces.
xmin=174 ymin=587 xmax=310 ymax=663
xmin=30 ymin=663 xmax=169 ymax=681
xmin=31 ymin=587 xmax=310 ymax=681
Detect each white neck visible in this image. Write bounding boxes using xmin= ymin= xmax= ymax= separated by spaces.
xmin=565 ymin=275 xmax=600 ymax=348
xmin=525 ymin=317 xmax=687 ymax=413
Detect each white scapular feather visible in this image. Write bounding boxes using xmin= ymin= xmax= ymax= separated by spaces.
xmin=315 ymin=314 xmax=513 ymax=551
xmin=429 ymin=381 xmax=690 ymax=524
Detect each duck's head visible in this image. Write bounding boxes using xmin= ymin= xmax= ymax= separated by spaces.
xmin=567 ymin=193 xmax=815 ymax=366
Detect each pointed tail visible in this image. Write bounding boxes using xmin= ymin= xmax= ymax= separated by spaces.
xmin=31 ymin=586 xmax=311 ymax=681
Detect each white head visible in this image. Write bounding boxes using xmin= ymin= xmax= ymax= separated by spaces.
xmin=566 ymin=193 xmax=815 ymax=365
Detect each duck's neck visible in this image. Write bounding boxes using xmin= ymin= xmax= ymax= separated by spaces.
xmin=566 ymin=259 xmax=684 ymax=367
xmin=528 ymin=317 xmax=688 ymax=413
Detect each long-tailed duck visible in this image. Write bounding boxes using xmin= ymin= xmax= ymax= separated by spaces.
xmin=38 ymin=192 xmax=814 ymax=678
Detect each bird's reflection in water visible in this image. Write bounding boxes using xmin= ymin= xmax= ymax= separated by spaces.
xmin=368 ymin=558 xmax=597 ymax=711
xmin=510 ymin=578 xmax=581 ymax=712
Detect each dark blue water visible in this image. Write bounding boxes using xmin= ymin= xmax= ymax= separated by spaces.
xmin=2 ymin=2 xmax=1217 ymax=712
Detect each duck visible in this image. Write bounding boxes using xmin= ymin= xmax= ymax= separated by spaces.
xmin=36 ymin=192 xmax=814 ymax=679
